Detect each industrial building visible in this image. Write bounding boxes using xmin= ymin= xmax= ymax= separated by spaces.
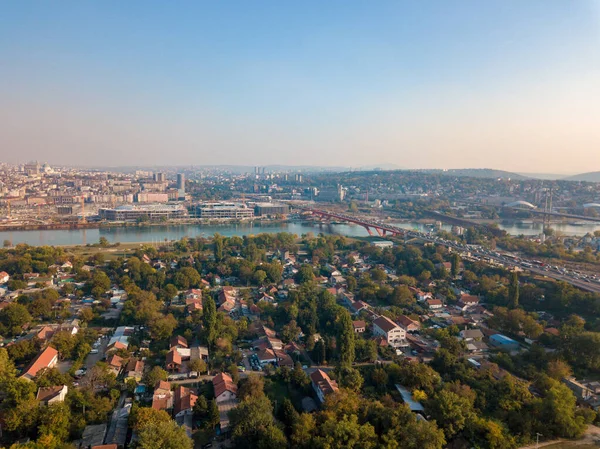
xmin=99 ymin=204 xmax=188 ymax=221
xmin=193 ymin=202 xmax=254 ymax=219
xmin=253 ymin=202 xmax=289 ymax=216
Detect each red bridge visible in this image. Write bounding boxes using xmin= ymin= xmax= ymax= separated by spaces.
xmin=296 ymin=205 xmax=406 ymax=237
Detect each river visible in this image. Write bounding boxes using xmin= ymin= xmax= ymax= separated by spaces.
xmin=0 ymin=220 xmax=598 ymax=247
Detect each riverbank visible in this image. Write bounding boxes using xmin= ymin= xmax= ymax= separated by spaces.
xmin=0 ymin=217 xmax=285 ymax=232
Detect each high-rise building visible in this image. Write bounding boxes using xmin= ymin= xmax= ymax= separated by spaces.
xmin=177 ymin=173 xmax=185 ymax=199
xmin=153 ymin=172 xmax=166 ymax=182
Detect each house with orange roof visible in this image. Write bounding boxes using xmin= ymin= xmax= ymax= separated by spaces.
xmin=166 ymin=349 xmax=182 ymax=372
xmin=310 ymin=369 xmax=339 ymax=403
xmin=173 ymin=385 xmax=198 ymax=418
xmin=213 ymin=372 xmax=238 ymax=403
xmin=152 ymin=380 xmax=173 ymax=411
xmin=20 ymin=346 xmax=59 ymax=380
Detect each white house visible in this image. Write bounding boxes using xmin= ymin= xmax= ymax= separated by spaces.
xmin=372 ymin=316 xmax=406 ymax=348
xmin=213 ymin=372 xmax=238 ymax=403
xmin=36 ymin=385 xmax=68 ymax=404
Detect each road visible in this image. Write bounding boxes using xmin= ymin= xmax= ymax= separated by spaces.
xmin=298 ymin=205 xmax=600 ymax=294
xmin=413 ymin=233 xmax=600 ymax=294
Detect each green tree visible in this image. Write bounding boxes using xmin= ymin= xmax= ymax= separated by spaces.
xmin=296 ymin=264 xmax=315 ymax=284
xmin=189 ymin=358 xmax=207 ymax=374
xmin=229 ymin=395 xmax=286 ymax=448
xmin=253 ymin=269 xmax=268 ymax=286
xmin=508 ymin=271 xmax=519 ymax=309
xmin=203 ymin=296 xmax=218 ymax=348
xmin=337 ymin=309 xmax=355 ymax=367
xmin=426 ymin=390 xmax=474 ymax=440
xmin=144 ymin=366 xmax=168 ymax=388
xmin=541 ymin=383 xmax=586 ymax=438
xmin=213 ymin=234 xmax=224 ymax=262
xmin=206 ymin=399 xmax=220 ymax=430
xmin=38 ymin=402 xmax=71 ymax=442
xmin=450 ymin=253 xmax=461 ymax=277
xmin=238 ymin=374 xmax=265 ymax=401
xmin=0 ymin=303 xmax=32 ymax=336
xmin=138 ymin=418 xmax=193 ymax=449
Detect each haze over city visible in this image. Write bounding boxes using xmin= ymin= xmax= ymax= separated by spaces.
xmin=1 ymin=1 xmax=600 ymax=173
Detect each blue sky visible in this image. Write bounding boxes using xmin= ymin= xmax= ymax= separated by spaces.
xmin=1 ymin=1 xmax=599 ymax=172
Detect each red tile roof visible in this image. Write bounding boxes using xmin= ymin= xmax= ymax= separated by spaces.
xmin=213 ymin=372 xmax=237 ymax=398
xmin=310 ymin=369 xmax=338 ymax=396
xmin=166 ymin=349 xmax=182 ymax=366
xmin=21 ymin=346 xmax=58 ymax=379
xmin=373 ymin=316 xmax=399 ymax=333
xmin=173 ymin=385 xmax=198 ymax=415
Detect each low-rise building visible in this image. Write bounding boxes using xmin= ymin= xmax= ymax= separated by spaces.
xmin=20 ymin=346 xmax=59 ymax=380
xmin=372 ymin=316 xmax=406 ymax=348
xmin=213 ymin=372 xmax=238 ymax=403
xmin=352 ymin=320 xmax=366 ymax=333
xmin=36 ymin=385 xmax=68 ymax=404
xmin=310 ymin=369 xmax=339 ymax=403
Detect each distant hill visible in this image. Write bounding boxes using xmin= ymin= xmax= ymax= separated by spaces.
xmin=563 ymin=172 xmax=600 ymax=182
xmin=421 ymin=168 xmax=529 ymax=180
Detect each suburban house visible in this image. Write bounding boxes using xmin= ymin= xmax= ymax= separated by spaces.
xmin=124 ymin=358 xmax=144 ymax=381
xmin=213 ymin=372 xmax=237 ymax=403
xmin=170 ymin=335 xmax=188 ymax=350
xmin=397 ymin=315 xmax=421 ymax=333
xmin=352 ymin=320 xmax=366 ymax=333
xmin=152 ymin=380 xmax=173 ymax=411
xmin=20 ymin=346 xmax=59 ymax=380
xmin=459 ymin=294 xmax=480 ymax=309
xmin=310 ymin=369 xmax=339 ymax=403
xmin=166 ymin=349 xmax=182 ymax=372
xmin=36 ymin=385 xmax=68 ymax=404
xmin=107 ymin=354 xmax=124 ymax=376
xmin=427 ymin=299 xmax=443 ymax=309
xmin=173 ymin=385 xmax=198 ymax=418
xmin=459 ymin=329 xmax=484 ymax=342
xmin=0 ymin=271 xmax=9 ymax=284
xmin=372 ymin=316 xmax=406 ymax=348
xmin=351 ymin=300 xmax=370 ymax=315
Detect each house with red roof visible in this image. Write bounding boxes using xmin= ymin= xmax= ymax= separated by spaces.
xmin=173 ymin=385 xmax=198 ymax=418
xmin=20 ymin=346 xmax=58 ymax=380
xmin=0 ymin=271 xmax=9 ymax=284
xmin=213 ymin=372 xmax=238 ymax=403
xmin=166 ymin=349 xmax=182 ymax=372
xmin=310 ymin=369 xmax=339 ymax=403
xmin=152 ymin=380 xmax=173 ymax=411
xmin=372 ymin=316 xmax=406 ymax=348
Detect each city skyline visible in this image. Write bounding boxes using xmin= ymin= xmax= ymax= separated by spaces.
xmin=1 ymin=1 xmax=600 ymax=173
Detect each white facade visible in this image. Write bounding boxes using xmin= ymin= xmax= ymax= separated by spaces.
xmin=373 ymin=318 xmax=406 ymax=348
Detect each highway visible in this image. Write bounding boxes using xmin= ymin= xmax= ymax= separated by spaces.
xmin=411 ymin=233 xmax=600 ymax=294
xmin=297 ymin=205 xmax=600 ymax=294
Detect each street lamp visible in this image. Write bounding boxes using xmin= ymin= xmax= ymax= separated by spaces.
xmin=536 ymin=433 xmax=543 ymax=449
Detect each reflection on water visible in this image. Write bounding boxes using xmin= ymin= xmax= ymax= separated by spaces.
xmin=0 ymin=220 xmax=599 ymax=246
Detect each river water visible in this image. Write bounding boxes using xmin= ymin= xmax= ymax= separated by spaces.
xmin=0 ymin=220 xmax=598 ymax=247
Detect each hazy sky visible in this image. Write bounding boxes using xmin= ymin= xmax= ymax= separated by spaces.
xmin=1 ymin=1 xmax=600 ymax=173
